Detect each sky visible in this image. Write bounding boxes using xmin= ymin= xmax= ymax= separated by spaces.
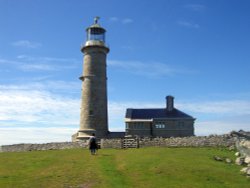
xmin=0 ymin=0 xmax=250 ymax=145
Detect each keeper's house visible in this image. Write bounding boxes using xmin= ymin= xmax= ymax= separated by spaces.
xmin=125 ymin=96 xmax=195 ymax=137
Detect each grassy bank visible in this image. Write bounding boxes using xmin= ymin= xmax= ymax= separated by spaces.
xmin=0 ymin=147 xmax=249 ymax=188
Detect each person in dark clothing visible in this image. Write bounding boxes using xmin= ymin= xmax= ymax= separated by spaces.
xmin=88 ymin=133 xmax=98 ymax=155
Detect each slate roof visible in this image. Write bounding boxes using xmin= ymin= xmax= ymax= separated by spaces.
xmin=125 ymin=108 xmax=194 ymax=120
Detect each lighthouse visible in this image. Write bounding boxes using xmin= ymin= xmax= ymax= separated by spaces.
xmin=74 ymin=17 xmax=109 ymax=140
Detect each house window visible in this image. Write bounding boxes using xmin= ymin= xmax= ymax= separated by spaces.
xmin=133 ymin=122 xmax=144 ymax=129
xmin=138 ymin=122 xmax=144 ymax=129
xmin=155 ymin=122 xmax=165 ymax=129
xmin=178 ymin=122 xmax=185 ymax=127
xmin=126 ymin=123 xmax=129 ymax=129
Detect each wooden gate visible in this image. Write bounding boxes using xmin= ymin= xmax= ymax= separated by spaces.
xmin=122 ymin=137 xmax=139 ymax=148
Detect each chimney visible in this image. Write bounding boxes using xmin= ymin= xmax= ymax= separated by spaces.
xmin=166 ymin=95 xmax=174 ymax=111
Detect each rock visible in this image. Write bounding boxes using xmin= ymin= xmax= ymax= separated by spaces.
xmin=235 ymin=152 xmax=240 ymax=157
xmin=244 ymin=156 xmax=250 ymax=164
xmin=231 ymin=130 xmax=250 ymax=139
xmin=241 ymin=140 xmax=250 ymax=148
xmin=225 ymin=158 xmax=232 ymax=163
xmin=235 ymin=157 xmax=245 ymax=165
xmin=214 ymin=156 xmax=223 ymax=161
xmin=247 ymin=168 xmax=250 ymax=176
xmin=240 ymin=167 xmax=250 ymax=177
xmin=228 ymin=145 xmax=235 ymax=151
xmin=240 ymin=167 xmax=248 ymax=173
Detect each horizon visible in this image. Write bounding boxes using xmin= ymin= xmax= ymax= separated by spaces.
xmin=0 ymin=0 xmax=250 ymax=145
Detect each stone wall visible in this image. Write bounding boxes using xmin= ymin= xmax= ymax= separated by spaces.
xmin=0 ymin=134 xmax=238 ymax=152
xmin=100 ymin=138 xmax=123 ymax=149
xmin=139 ymin=135 xmax=235 ymax=147
xmin=100 ymin=134 xmax=236 ymax=149
xmin=0 ymin=141 xmax=88 ymax=152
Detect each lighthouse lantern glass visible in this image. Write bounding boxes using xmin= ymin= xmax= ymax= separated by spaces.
xmin=87 ymin=27 xmax=105 ymax=42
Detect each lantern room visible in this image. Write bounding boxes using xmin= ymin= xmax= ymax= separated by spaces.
xmin=86 ymin=17 xmax=106 ymax=43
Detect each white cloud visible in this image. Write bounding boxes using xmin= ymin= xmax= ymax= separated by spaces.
xmin=0 ymin=88 xmax=79 ymax=125
xmin=122 ymin=18 xmax=133 ymax=24
xmin=0 ymin=58 xmax=19 ymax=65
xmin=0 ymin=55 xmax=78 ymax=72
xmin=108 ymin=60 xmax=194 ymax=77
xmin=195 ymin=120 xmax=249 ymax=136
xmin=11 ymin=40 xmax=42 ymax=48
xmin=177 ymin=100 xmax=250 ymax=115
xmin=177 ymin=21 xmax=200 ymax=29
xmin=185 ymin=4 xmax=206 ymax=12
xmin=0 ymin=81 xmax=79 ymax=93
xmin=0 ymin=82 xmax=81 ymax=145
xmin=18 ymin=55 xmax=78 ymax=71
xmin=109 ymin=17 xmax=133 ymax=24
xmin=0 ymin=127 xmax=76 ymax=145
xmin=178 ymin=99 xmax=250 ymax=135
xmin=20 ymin=63 xmax=56 ymax=71
xmin=109 ymin=17 xmax=119 ymax=22
xmin=16 ymin=55 xmax=78 ymax=64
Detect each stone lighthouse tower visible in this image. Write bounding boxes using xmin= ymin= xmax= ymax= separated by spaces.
xmin=75 ymin=17 xmax=109 ymax=140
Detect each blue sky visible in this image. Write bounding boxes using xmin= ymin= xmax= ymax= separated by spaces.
xmin=0 ymin=0 xmax=250 ymax=145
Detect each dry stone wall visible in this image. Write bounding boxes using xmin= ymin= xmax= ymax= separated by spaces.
xmin=101 ymin=134 xmax=236 ymax=149
xmin=100 ymin=138 xmax=123 ymax=149
xmin=0 ymin=133 xmax=243 ymax=152
xmin=0 ymin=141 xmax=88 ymax=152
xmin=140 ymin=135 xmax=236 ymax=147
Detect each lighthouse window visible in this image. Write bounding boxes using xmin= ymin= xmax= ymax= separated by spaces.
xmin=89 ymin=33 xmax=105 ymax=41
xmin=89 ymin=110 xmax=93 ymax=115
xmin=87 ymin=29 xmax=105 ymax=42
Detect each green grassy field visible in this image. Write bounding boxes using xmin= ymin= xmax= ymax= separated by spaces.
xmin=0 ymin=147 xmax=249 ymax=188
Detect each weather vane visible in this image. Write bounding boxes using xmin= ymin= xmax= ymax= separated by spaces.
xmin=94 ymin=16 xmax=100 ymax=24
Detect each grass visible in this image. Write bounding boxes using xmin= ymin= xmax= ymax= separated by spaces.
xmin=0 ymin=147 xmax=249 ymax=188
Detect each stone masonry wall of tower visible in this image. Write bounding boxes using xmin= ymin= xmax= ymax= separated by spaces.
xmin=76 ymin=18 xmax=110 ymax=140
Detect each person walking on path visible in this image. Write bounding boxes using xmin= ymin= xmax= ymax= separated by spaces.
xmin=89 ymin=133 xmax=98 ymax=155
